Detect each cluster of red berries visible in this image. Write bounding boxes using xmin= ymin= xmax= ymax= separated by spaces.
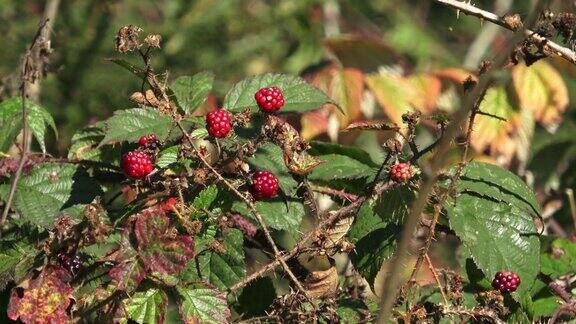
xmin=254 ymin=86 xmax=285 ymax=113
xmin=251 ymin=170 xmax=279 ymax=200
xmin=206 ymin=109 xmax=232 ymax=138
xmin=122 ymin=150 xmax=154 ymax=179
xmin=204 ymin=87 xmax=285 ymax=139
xmin=389 ymin=162 xmax=412 ymax=183
xmin=492 ymin=271 xmax=521 ymax=293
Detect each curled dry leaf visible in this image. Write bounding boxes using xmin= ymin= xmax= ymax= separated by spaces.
xmin=342 ymin=120 xmax=400 ymax=132
xmin=304 ymin=266 xmax=339 ymax=299
xmin=8 ymin=266 xmax=73 ymax=324
xmin=324 ymin=215 xmax=354 ymax=249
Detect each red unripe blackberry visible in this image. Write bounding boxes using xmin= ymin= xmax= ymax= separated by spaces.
xmin=492 ymin=271 xmax=521 ymax=293
xmin=138 ymin=133 xmax=159 ymax=147
xmin=122 ymin=150 xmax=154 ymax=179
xmin=390 ymin=162 xmax=412 ymax=183
xmin=160 ymin=197 xmax=178 ymax=213
xmin=251 ymin=171 xmax=279 ymax=200
xmin=206 ymin=109 xmax=232 ymax=138
xmin=254 ymin=86 xmax=285 ymax=113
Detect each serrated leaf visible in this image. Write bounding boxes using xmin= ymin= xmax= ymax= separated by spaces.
xmin=308 ymin=154 xmax=376 ymax=181
xmin=100 ymin=107 xmax=173 ymax=145
xmin=68 ymin=122 xmax=121 ymax=164
xmin=171 ymin=72 xmax=214 ymax=114
xmin=8 ymin=266 xmax=73 ymax=324
xmin=246 ymin=143 xmax=298 ymax=196
xmin=446 ymin=194 xmax=539 ymax=300
xmin=541 ymin=238 xmax=576 ymax=278
xmin=0 ymin=163 xmax=102 ymax=229
xmin=223 ymin=73 xmax=332 ymax=113
xmin=233 ymin=198 xmax=304 ymax=233
xmin=177 ymin=284 xmax=230 ymax=324
xmin=192 ymin=185 xmax=219 ymax=210
xmin=182 ymin=228 xmax=245 ymax=289
xmin=336 ymin=298 xmax=370 ymax=323
xmin=512 ymin=60 xmax=569 ymax=127
xmin=0 ymin=238 xmax=37 ymax=290
xmin=107 ymin=234 xmax=146 ymax=291
xmin=134 ymin=208 xmax=195 ymax=276
xmin=156 ymin=146 xmax=179 ymax=168
xmin=0 ymin=97 xmax=57 ymax=154
xmin=350 ymin=224 xmax=399 ymax=288
xmin=457 ymin=162 xmax=540 ymax=215
xmin=236 ymin=277 xmax=276 ymax=316
xmin=126 ymin=288 xmax=168 ymax=324
xmin=107 ymin=58 xmax=147 ymax=78
xmin=309 ymin=141 xmax=378 ymax=168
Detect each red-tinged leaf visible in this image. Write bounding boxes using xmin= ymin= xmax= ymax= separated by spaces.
xmin=134 ymin=208 xmax=195 ymax=276
xmin=301 ymin=63 xmax=365 ymax=140
xmin=432 ymin=68 xmax=476 ymax=85
xmin=8 ymin=266 xmax=73 ymax=324
xmin=105 ymin=234 xmax=146 ymax=291
xmin=366 ymin=70 xmax=442 ymax=126
xmin=342 ymin=120 xmax=400 ymax=132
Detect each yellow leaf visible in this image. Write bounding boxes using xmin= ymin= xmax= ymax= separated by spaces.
xmin=512 ymin=60 xmax=569 ymax=127
xmin=365 ymin=70 xmax=441 ymax=125
xmin=472 ymin=87 xmax=518 ymax=163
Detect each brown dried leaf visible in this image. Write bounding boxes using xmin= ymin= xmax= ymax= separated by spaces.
xmin=342 ymin=120 xmax=400 ymax=132
xmin=305 ymin=267 xmax=339 ymax=299
xmin=324 ymin=216 xmax=354 ymax=249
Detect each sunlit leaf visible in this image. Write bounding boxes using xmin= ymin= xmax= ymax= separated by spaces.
xmin=178 ymin=284 xmax=230 ymax=324
xmin=512 ymin=60 xmax=569 ymax=128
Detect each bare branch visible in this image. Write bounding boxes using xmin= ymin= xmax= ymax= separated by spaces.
xmin=434 ymin=0 xmax=576 ymax=65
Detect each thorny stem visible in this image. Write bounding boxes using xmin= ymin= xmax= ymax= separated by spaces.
xmin=434 ymin=0 xmax=576 ymax=65
xmin=425 ymin=253 xmax=449 ymax=306
xmin=310 ymin=184 xmax=359 ymax=202
xmin=376 ymin=29 xmax=529 ymax=324
xmin=176 ymin=121 xmax=311 ymax=298
xmin=229 ymin=181 xmax=394 ymax=293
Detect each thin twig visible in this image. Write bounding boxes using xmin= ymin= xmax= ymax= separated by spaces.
xmin=424 ymin=253 xmax=449 ymax=306
xmin=0 ymin=11 xmax=58 ymax=235
xmin=566 ymin=189 xmax=576 ymax=233
xmin=376 ymin=27 xmax=528 ymax=324
xmin=434 ymin=0 xmax=576 ymax=65
xmin=310 ymin=184 xmax=359 ymax=202
xmin=176 ymin=121 xmax=310 ymax=297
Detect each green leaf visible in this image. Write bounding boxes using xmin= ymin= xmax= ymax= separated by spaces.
xmin=100 ymin=107 xmax=173 ymax=145
xmin=541 ymin=238 xmax=576 ymax=278
xmin=335 ymin=298 xmax=370 ymax=322
xmin=309 ymin=141 xmax=378 ymax=168
xmin=192 ymin=185 xmax=219 ymax=211
xmin=309 ymin=154 xmax=376 ymax=181
xmin=233 ymin=198 xmax=304 ymax=234
xmin=236 ymin=277 xmax=276 ymax=317
xmin=181 ymin=227 xmax=245 ymax=290
xmin=246 ymin=143 xmax=298 ymax=196
xmin=177 ymin=284 xmax=230 ymax=324
xmin=350 ymin=224 xmax=399 ymax=288
xmin=348 ymin=186 xmax=414 ymax=242
xmin=0 ymin=238 xmax=37 ymax=289
xmin=107 ymin=58 xmax=147 ymax=78
xmin=446 ymin=194 xmax=539 ymax=300
xmin=126 ymin=288 xmax=168 ymax=324
xmin=156 ymin=146 xmax=179 ymax=168
xmin=0 ymin=97 xmax=57 ymax=154
xmin=171 ymin=72 xmax=214 ymax=114
xmin=223 ymin=73 xmax=332 ymax=113
xmin=457 ymin=162 xmax=540 ymax=216
xmin=0 ymin=163 xmax=102 ymax=229
xmin=68 ymin=122 xmax=121 ymax=164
